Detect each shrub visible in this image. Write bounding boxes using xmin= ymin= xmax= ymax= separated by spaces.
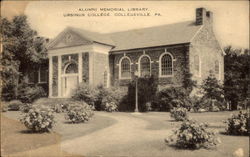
xmin=224 ymin=111 xmax=248 ymax=136
xmin=8 ymin=100 xmax=23 ymax=111
xmin=170 ymin=107 xmax=188 ymax=121
xmin=72 ymin=83 xmax=98 ymax=106
xmin=156 ymin=87 xmax=191 ymax=111
xmin=1 ymin=103 xmax=8 ymax=112
xmin=51 ymin=103 xmax=64 ymax=113
xmin=165 ymin=120 xmax=221 ymax=149
xmin=65 ymin=102 xmax=94 ymax=123
xmin=20 ymin=103 xmax=33 ymax=113
xmin=20 ymin=106 xmax=55 ymax=132
xmin=18 ymin=86 xmax=46 ymax=103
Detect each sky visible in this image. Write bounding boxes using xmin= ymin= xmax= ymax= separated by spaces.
xmin=1 ymin=1 xmax=249 ymax=49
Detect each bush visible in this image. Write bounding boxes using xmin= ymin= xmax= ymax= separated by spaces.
xmin=8 ymin=100 xmax=23 ymax=111
xmin=170 ymin=107 xmax=188 ymax=121
xmin=20 ymin=106 xmax=55 ymax=132
xmin=1 ymin=103 xmax=8 ymax=112
xmin=72 ymin=83 xmax=98 ymax=106
xmin=65 ymin=102 xmax=94 ymax=123
xmin=224 ymin=111 xmax=248 ymax=136
xmin=155 ymin=87 xmax=191 ymax=111
xmin=18 ymin=86 xmax=46 ymax=103
xmin=51 ymin=103 xmax=64 ymax=113
xmin=20 ymin=103 xmax=33 ymax=113
xmin=165 ymin=120 xmax=221 ymax=149
xmin=100 ymin=87 xmax=126 ymax=112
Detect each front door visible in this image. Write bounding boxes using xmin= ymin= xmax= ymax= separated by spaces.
xmin=63 ymin=76 xmax=78 ymax=97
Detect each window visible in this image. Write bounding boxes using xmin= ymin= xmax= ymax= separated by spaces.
xmin=139 ymin=56 xmax=151 ymax=77
xmin=39 ymin=66 xmax=48 ymax=83
xmin=120 ymin=57 xmax=131 ymax=79
xmin=215 ymin=60 xmax=219 ymax=75
xmin=160 ymin=53 xmax=173 ymax=76
xmin=65 ymin=63 xmax=78 ymax=74
xmin=28 ymin=71 xmax=35 ymax=84
xmin=194 ymin=55 xmax=201 ymax=76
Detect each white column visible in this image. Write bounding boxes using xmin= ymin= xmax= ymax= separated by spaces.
xmin=49 ymin=56 xmax=53 ymax=97
xmin=78 ymin=53 xmax=83 ymax=83
xmin=58 ymin=55 xmax=62 ymax=97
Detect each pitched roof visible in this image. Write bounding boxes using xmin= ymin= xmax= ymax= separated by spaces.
xmin=48 ymin=21 xmax=202 ymax=51
xmin=105 ymin=21 xmax=202 ymax=51
xmin=68 ymin=27 xmax=115 ymax=46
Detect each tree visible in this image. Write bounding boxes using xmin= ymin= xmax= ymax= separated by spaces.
xmin=224 ymin=46 xmax=250 ymax=110
xmin=1 ymin=15 xmax=48 ymax=100
xmin=201 ymin=72 xmax=224 ymax=102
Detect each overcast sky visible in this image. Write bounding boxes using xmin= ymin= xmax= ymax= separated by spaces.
xmin=2 ymin=1 xmax=249 ymax=49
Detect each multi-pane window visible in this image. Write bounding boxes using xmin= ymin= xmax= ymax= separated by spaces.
xmin=65 ymin=63 xmax=78 ymax=74
xmin=121 ymin=58 xmax=131 ymax=78
xmin=161 ymin=54 xmax=173 ymax=76
xmin=28 ymin=71 xmax=35 ymax=84
xmin=215 ymin=60 xmax=219 ymax=75
xmin=39 ymin=66 xmax=48 ymax=83
xmin=194 ymin=55 xmax=200 ymax=76
xmin=140 ymin=56 xmax=150 ymax=77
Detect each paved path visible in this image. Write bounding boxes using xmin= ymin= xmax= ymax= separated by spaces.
xmin=61 ymin=112 xmax=170 ymax=156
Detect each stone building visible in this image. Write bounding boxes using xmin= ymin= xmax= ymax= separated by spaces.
xmin=28 ymin=8 xmax=224 ymax=98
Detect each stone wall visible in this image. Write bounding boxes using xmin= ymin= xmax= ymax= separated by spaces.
xmin=52 ymin=56 xmax=58 ymax=97
xmin=189 ymin=23 xmax=224 ymax=85
xmin=110 ymin=44 xmax=189 ymax=88
xmin=93 ymin=52 xmax=109 ymax=86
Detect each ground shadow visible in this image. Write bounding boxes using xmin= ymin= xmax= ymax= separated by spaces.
xmin=219 ymin=131 xmax=248 ymax=137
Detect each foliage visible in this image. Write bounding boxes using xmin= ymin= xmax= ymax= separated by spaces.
xmin=224 ymin=111 xmax=248 ymax=136
xmin=170 ymin=107 xmax=188 ymax=121
xmin=8 ymin=100 xmax=23 ymax=111
xmin=201 ymin=72 xmax=224 ymax=102
xmin=0 ymin=16 xmax=47 ymax=100
xmin=165 ymin=120 xmax=221 ymax=149
xmin=72 ymin=83 xmax=98 ymax=106
xmin=65 ymin=102 xmax=94 ymax=123
xmin=20 ymin=103 xmax=33 ymax=113
xmin=127 ymin=75 xmax=158 ymax=112
xmin=155 ymin=87 xmax=192 ymax=111
xmin=99 ymin=86 xmax=126 ymax=112
xmin=182 ymin=68 xmax=197 ymax=94
xmin=20 ymin=106 xmax=55 ymax=132
xmin=18 ymin=85 xmax=46 ymax=103
xmin=224 ymin=46 xmax=250 ymax=110
xmin=1 ymin=103 xmax=8 ymax=112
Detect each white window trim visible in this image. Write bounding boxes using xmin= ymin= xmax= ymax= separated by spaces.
xmin=159 ymin=51 xmax=174 ymax=78
xmin=138 ymin=54 xmax=151 ymax=77
xmin=38 ymin=67 xmax=48 ymax=84
xmin=63 ymin=61 xmax=78 ymax=74
xmin=194 ymin=55 xmax=201 ymax=77
xmin=119 ymin=56 xmax=132 ymax=80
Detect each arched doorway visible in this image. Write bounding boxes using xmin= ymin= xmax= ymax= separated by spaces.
xmin=62 ymin=62 xmax=79 ymax=97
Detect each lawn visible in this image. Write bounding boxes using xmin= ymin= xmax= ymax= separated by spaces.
xmin=1 ymin=108 xmax=249 ymax=157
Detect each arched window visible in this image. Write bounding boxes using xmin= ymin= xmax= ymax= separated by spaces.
xmin=139 ymin=55 xmax=151 ymax=77
xmin=160 ymin=53 xmax=173 ymax=76
xmin=120 ymin=57 xmax=131 ymax=79
xmin=215 ymin=60 xmax=219 ymax=75
xmin=65 ymin=62 xmax=78 ymax=74
xmin=194 ymin=55 xmax=200 ymax=76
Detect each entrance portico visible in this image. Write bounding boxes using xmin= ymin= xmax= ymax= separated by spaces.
xmin=47 ymin=27 xmax=113 ymax=98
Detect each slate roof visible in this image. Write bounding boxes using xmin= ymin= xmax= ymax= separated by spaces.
xmin=105 ymin=21 xmax=202 ymax=51
xmin=49 ymin=21 xmax=203 ymax=51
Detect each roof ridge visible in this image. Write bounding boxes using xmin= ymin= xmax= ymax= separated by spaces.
xmin=104 ymin=20 xmax=195 ymax=34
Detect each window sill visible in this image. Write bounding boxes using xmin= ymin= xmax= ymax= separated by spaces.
xmin=159 ymin=75 xmax=173 ymax=78
xmin=119 ymin=77 xmax=131 ymax=80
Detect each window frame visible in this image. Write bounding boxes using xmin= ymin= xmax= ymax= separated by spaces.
xmin=159 ymin=52 xmax=174 ymax=78
xmin=38 ymin=67 xmax=48 ymax=84
xmin=119 ymin=56 xmax=132 ymax=80
xmin=194 ymin=55 xmax=201 ymax=77
xmin=138 ymin=54 xmax=151 ymax=77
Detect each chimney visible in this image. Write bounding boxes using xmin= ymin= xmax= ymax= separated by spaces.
xmin=196 ymin=8 xmax=213 ymax=25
